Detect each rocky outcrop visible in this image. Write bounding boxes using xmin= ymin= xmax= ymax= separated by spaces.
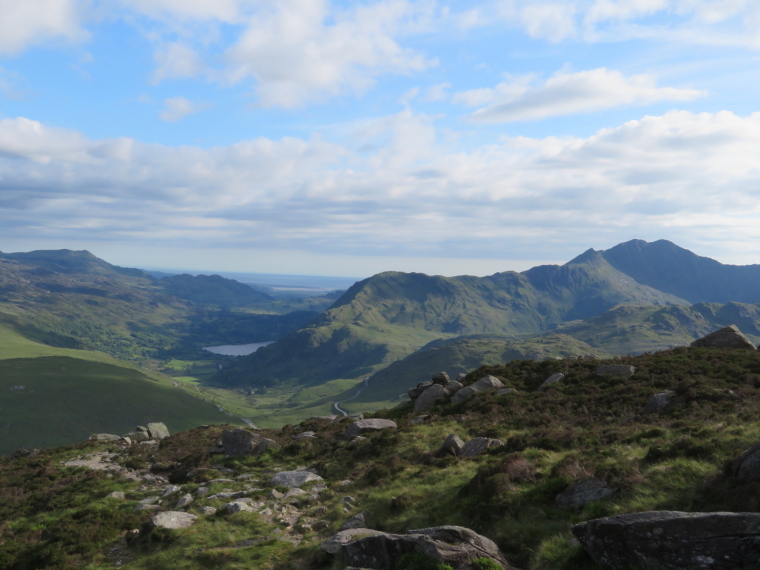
xmin=341 ymin=525 xmax=514 ymax=570
xmin=149 ymin=511 xmax=197 ymax=530
xmin=556 ymin=478 xmax=616 ymax=508
xmin=537 ymin=373 xmax=564 ymax=392
xmin=431 ymin=372 xmax=451 ymax=385
xmin=732 ymin=443 xmax=760 ymax=481
xmin=320 ymin=528 xmax=389 ymax=554
xmin=572 ymin=511 xmax=760 ymax=569
xmin=439 ymin=434 xmax=465 ymax=456
xmin=451 ymin=376 xmax=504 ymax=405
xmin=341 ymin=512 xmax=369 ymax=530
xmin=90 ymin=433 xmax=120 ymax=441
xmin=642 ymin=391 xmax=675 ymax=414
xmin=408 ymin=381 xmax=433 ymax=400
xmin=221 ymin=428 xmax=280 ymax=456
xmin=344 ymin=419 xmax=397 ymax=440
xmin=691 ymin=325 xmax=756 ymax=350
xmin=414 ymin=384 xmax=447 ymax=414
xmin=596 ymin=365 xmax=636 ymax=377
xmin=147 ymin=422 xmax=170 ymax=440
xmin=270 ymin=470 xmax=324 ymax=488
xmin=459 ymin=438 xmax=502 ymax=457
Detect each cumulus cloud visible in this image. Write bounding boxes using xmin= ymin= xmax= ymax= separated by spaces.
xmin=159 ymin=97 xmax=210 ymax=121
xmin=458 ymin=68 xmax=704 ymax=123
xmin=2 ymin=110 xmax=760 ymax=262
xmin=0 ymin=0 xmax=86 ymax=55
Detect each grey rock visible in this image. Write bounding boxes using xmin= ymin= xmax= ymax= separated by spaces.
xmin=643 ymin=391 xmax=675 ymax=414
xmin=342 ymin=525 xmax=514 ymax=570
xmin=90 ymin=433 xmax=120 ymax=441
xmin=349 ymin=413 xmax=364 ymax=420
xmin=313 ymin=414 xmax=339 ymax=421
xmin=410 ymin=415 xmax=429 ymax=425
xmin=123 ymin=431 xmax=149 ymax=442
xmin=537 ymin=373 xmax=565 ymax=392
xmin=451 ymin=375 xmax=504 ymax=405
xmin=162 ymin=485 xmax=182 ymax=497
xmin=447 ymin=380 xmax=463 ymax=393
xmin=221 ymin=428 xmax=281 ymax=456
xmin=175 ymin=494 xmax=194 ymax=509
xmin=320 ymin=528 xmax=390 ymax=554
xmin=459 ymin=437 xmax=502 ymax=457
xmin=150 ymin=511 xmax=197 ymax=529
xmin=283 ymin=488 xmax=309 ymax=502
xmin=431 ymin=372 xmax=451 ymax=386
xmin=106 ymin=491 xmax=125 ymax=499
xmin=147 ymin=422 xmax=170 ymax=440
xmin=195 ymin=487 xmax=209 ymax=497
xmin=134 ymin=503 xmax=161 ymax=511
xmin=139 ymin=496 xmax=160 ymax=505
xmin=295 ymin=431 xmax=317 ymax=440
xmin=556 ymin=478 xmax=616 ymax=508
xmin=344 ymin=419 xmax=397 ymax=440
xmin=572 ymin=511 xmax=760 ymax=570
xmin=198 ymin=506 xmax=217 ymax=515
xmin=119 ymin=436 xmax=132 ymax=445
xmin=408 ymin=381 xmax=433 ymax=400
xmin=207 ymin=491 xmax=248 ymax=500
xmin=732 ymin=443 xmax=760 ymax=481
xmin=270 ymin=470 xmax=324 ymax=488
xmin=596 ymin=365 xmax=636 ymax=377
xmin=496 ymin=388 xmax=515 ymax=396
xmin=341 ymin=512 xmax=369 ymax=530
xmin=439 ymin=434 xmax=465 ymax=456
xmin=414 ymin=384 xmax=447 ymax=414
xmin=691 ymin=325 xmax=756 ymax=350
xmin=225 ymin=501 xmax=255 ymax=514
xmin=269 ymin=489 xmax=284 ymax=500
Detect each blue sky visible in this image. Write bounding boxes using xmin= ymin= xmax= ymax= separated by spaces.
xmin=1 ymin=0 xmax=760 ymax=277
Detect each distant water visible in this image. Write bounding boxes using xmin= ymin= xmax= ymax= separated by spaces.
xmin=202 ymin=342 xmax=274 ymax=356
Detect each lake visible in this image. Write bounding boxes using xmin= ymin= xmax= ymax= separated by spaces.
xmin=202 ymin=342 xmax=274 ymax=356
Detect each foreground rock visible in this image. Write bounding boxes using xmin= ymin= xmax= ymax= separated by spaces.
xmin=149 ymin=511 xmax=197 ymax=530
xmin=556 ymin=478 xmax=616 ymax=508
xmin=451 ymin=375 xmax=504 ymax=405
xmin=414 ymin=384 xmax=447 ymax=414
xmin=691 ymin=325 xmax=756 ymax=350
xmin=572 ymin=511 xmax=760 ymax=569
xmin=341 ymin=525 xmax=514 ymax=570
xmin=270 ymin=470 xmax=324 ymax=488
xmin=537 ymin=373 xmax=564 ymax=392
xmin=147 ymin=422 xmax=170 ymax=440
xmin=439 ymin=434 xmax=465 ymax=456
xmin=596 ymin=365 xmax=636 ymax=377
xmin=320 ymin=528 xmax=389 ymax=554
xmin=732 ymin=443 xmax=760 ymax=481
xmin=221 ymin=428 xmax=280 ymax=456
xmin=459 ymin=438 xmax=502 ymax=457
xmin=344 ymin=419 xmax=397 ymax=440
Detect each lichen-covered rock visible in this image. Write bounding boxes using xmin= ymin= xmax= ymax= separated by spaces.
xmin=642 ymin=391 xmax=675 ymax=414
xmin=732 ymin=443 xmax=760 ymax=481
xmin=572 ymin=511 xmax=760 ymax=570
xmin=147 ymin=422 xmax=170 ymax=440
xmin=439 ymin=434 xmax=465 ymax=456
xmin=431 ymin=372 xmax=451 ymax=386
xmin=414 ymin=384 xmax=447 ymax=414
xmin=225 ymin=501 xmax=255 ymax=514
xmin=537 ymin=373 xmax=564 ymax=391
xmin=198 ymin=506 xmax=216 ymax=515
xmin=320 ymin=528 xmax=389 ymax=554
xmin=90 ymin=433 xmax=120 ymax=441
xmin=451 ymin=375 xmax=504 ymax=405
xmin=691 ymin=325 xmax=756 ymax=350
xmin=596 ymin=365 xmax=636 ymax=377
xmin=149 ymin=511 xmax=197 ymax=530
xmin=408 ymin=381 xmax=433 ymax=400
xmin=556 ymin=478 xmax=616 ymax=508
xmin=174 ymin=494 xmax=194 ymax=509
xmin=344 ymin=419 xmax=397 ymax=440
xmin=459 ymin=437 xmax=502 ymax=457
xmin=341 ymin=525 xmax=515 ymax=570
xmin=270 ymin=470 xmax=324 ymax=488
xmin=340 ymin=512 xmax=369 ymax=530
xmin=221 ymin=428 xmax=280 ymax=456
xmin=448 ymin=380 xmax=463 ymax=392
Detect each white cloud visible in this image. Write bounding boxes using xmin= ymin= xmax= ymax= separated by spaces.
xmin=3 ymin=110 xmax=760 ymax=264
xmin=159 ymin=97 xmax=210 ymax=121
xmin=459 ymin=68 xmax=703 ymax=122
xmin=151 ymin=42 xmax=207 ymax=83
xmin=520 ymin=3 xmax=578 ymax=42
xmin=423 ymin=82 xmax=451 ymax=102
xmin=0 ymin=0 xmax=86 ymax=55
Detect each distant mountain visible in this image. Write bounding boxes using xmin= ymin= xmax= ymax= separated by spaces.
xmin=220 ymin=250 xmax=686 ymax=387
xmin=0 ymin=249 xmax=152 ymax=279
xmin=160 ymin=273 xmax=273 ymax=307
xmin=601 ymin=239 xmax=760 ymax=303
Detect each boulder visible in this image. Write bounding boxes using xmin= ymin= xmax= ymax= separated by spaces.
xmin=345 ymin=419 xmax=397 ymax=440
xmin=147 ymin=422 xmax=170 ymax=440
xmin=459 ymin=438 xmax=502 ymax=458
xmin=572 ymin=511 xmax=760 ymax=570
xmin=162 ymin=485 xmax=182 ymax=497
xmin=198 ymin=506 xmax=217 ymax=515
xmin=106 ymin=491 xmax=125 ymax=499
xmin=124 ymin=431 xmax=149 ymax=442
xmin=225 ymin=501 xmax=255 ymax=514
xmin=451 ymin=375 xmax=504 ymax=405
xmin=195 ymin=487 xmax=209 ymax=497
xmin=496 ymin=388 xmax=515 ymax=396
xmin=341 ymin=512 xmax=370 ymax=530
xmin=221 ymin=428 xmax=281 ymax=456
xmin=295 ymin=431 xmax=316 ymax=440
xmin=90 ymin=433 xmax=120 ymax=441
xmin=732 ymin=443 xmax=760 ymax=481
xmin=439 ymin=434 xmax=465 ymax=456
xmin=320 ymin=528 xmax=389 ymax=554
xmin=691 ymin=325 xmax=756 ymax=350
xmin=270 ymin=471 xmax=324 ymax=488
xmin=174 ymin=494 xmax=194 ymax=509
xmin=448 ymin=381 xmax=463 ymax=393
xmin=342 ymin=525 xmax=514 ymax=570
xmin=556 ymin=478 xmax=616 ymax=508
xmin=414 ymin=384 xmax=447 ymax=414
xmin=642 ymin=391 xmax=675 ymax=414
xmin=537 ymin=373 xmax=564 ymax=392
xmin=408 ymin=381 xmax=433 ymax=400
xmin=431 ymin=372 xmax=451 ymax=386
xmin=596 ymin=365 xmax=636 ymax=377
xmin=149 ymin=511 xmax=197 ymax=530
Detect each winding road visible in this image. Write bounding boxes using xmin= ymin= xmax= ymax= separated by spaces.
xmin=333 ymin=377 xmax=369 ymax=416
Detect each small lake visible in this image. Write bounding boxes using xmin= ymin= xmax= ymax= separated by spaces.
xmin=202 ymin=342 xmax=274 ymax=356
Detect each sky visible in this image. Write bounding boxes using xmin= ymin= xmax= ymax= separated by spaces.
xmin=1 ymin=0 xmax=760 ymax=278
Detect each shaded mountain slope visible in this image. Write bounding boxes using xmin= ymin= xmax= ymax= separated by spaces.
xmin=602 ymin=239 xmax=760 ymax=303
xmin=220 ymin=251 xmax=686 ymax=387
xmin=159 ymin=273 xmax=273 ymax=307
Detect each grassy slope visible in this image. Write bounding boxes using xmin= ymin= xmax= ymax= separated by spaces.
xmin=4 ymin=348 xmax=760 ymax=570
